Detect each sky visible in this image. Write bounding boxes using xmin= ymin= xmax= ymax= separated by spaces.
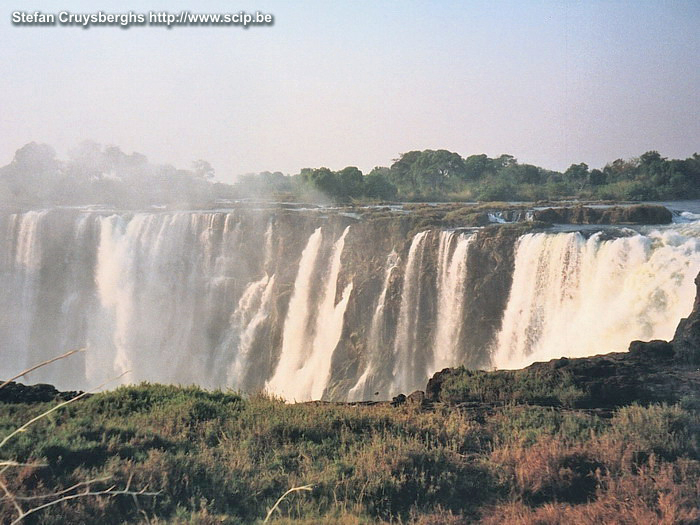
xmin=0 ymin=0 xmax=698 ymax=183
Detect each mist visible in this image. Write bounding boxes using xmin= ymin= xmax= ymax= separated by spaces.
xmin=0 ymin=141 xmax=220 ymax=210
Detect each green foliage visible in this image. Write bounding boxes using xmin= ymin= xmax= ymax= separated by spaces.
xmin=605 ymin=403 xmax=699 ymax=460
xmin=364 ymin=168 xmax=398 ymax=201
xmin=0 ymin=387 xmax=496 ymax=523
xmin=438 ymin=367 xmax=587 ymax=408
xmin=227 ymin=149 xmax=700 ymax=204
xmin=2 ymin=385 xmax=699 ymax=523
xmin=4 ymin=143 xmax=699 ymax=206
xmin=493 ymin=406 xmax=605 ymax=447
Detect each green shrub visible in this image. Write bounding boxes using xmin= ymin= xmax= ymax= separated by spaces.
xmin=605 ymin=404 xmax=699 ymax=460
xmin=438 ymin=367 xmax=587 ymax=408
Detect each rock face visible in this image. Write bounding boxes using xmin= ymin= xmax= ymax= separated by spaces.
xmin=528 ymin=340 xmax=695 ymax=408
xmin=0 ymin=202 xmax=684 ymax=402
xmin=0 ymin=381 xmax=82 ymax=404
xmin=427 ymin=270 xmax=700 ymax=408
xmin=459 ymin=226 xmax=520 ymax=367
xmin=673 ymin=273 xmax=700 ymax=365
xmin=532 ymin=204 xmax=672 ymax=225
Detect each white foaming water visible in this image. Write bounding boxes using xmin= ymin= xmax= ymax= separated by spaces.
xmin=223 ymin=272 xmax=276 ymax=386
xmin=392 ymin=230 xmax=429 ymax=395
xmin=267 ymin=227 xmax=352 ymax=400
xmin=265 ymin=228 xmax=324 ymax=397
xmin=0 ymin=211 xmax=48 ymax=376
xmin=305 ymin=226 xmax=353 ymax=400
xmin=90 ymin=212 xmax=269 ymax=389
xmin=347 ymin=250 xmax=400 ymax=401
xmin=493 ymin=228 xmax=700 ymax=369
xmin=94 ymin=214 xmax=207 ymax=385
xmin=4 ymin=206 xmax=700 ymax=401
xmin=433 ymin=231 xmax=473 ymax=370
xmin=678 ymin=211 xmax=700 ymax=223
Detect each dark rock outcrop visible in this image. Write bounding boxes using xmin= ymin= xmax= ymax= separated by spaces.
xmin=527 ymin=341 xmax=692 ymax=408
xmin=673 ymin=273 xmax=700 ymax=365
xmin=532 ymin=204 xmax=672 ymax=225
xmin=460 ymin=226 xmax=521 ymax=368
xmin=426 ymin=368 xmax=460 ymax=401
xmin=0 ymin=381 xmax=83 ymax=404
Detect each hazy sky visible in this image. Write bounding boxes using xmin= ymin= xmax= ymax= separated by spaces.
xmin=1 ymin=0 xmax=698 ymax=182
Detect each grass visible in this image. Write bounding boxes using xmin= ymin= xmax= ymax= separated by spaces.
xmin=0 ymin=383 xmax=699 ymax=523
xmin=437 ymin=366 xmax=588 ymax=408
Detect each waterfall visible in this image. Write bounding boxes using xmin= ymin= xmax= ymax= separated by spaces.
xmin=0 ymin=211 xmax=48 ymax=377
xmin=304 ymin=226 xmax=353 ymax=400
xmin=91 ymin=212 xmax=260 ymax=388
xmin=2 ymin=206 xmax=700 ymax=400
xmin=266 ymin=227 xmax=352 ymax=401
xmin=433 ymin=231 xmax=473 ymax=371
xmin=265 ymin=227 xmax=324 ymax=397
xmin=223 ymin=273 xmax=276 ymax=387
xmin=492 ymin=228 xmax=700 ymax=369
xmin=347 ymin=250 xmax=400 ymax=401
xmin=391 ymin=230 xmax=430 ymax=395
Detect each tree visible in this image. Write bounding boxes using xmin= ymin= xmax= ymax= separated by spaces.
xmin=307 ymin=167 xmax=340 ymax=198
xmin=639 ymin=151 xmax=664 ymax=167
xmin=389 ymin=151 xmax=422 ymax=194
xmin=389 ymin=149 xmax=467 ymax=195
xmin=192 ymin=160 xmax=215 ymax=181
xmin=11 ymin=142 xmax=58 ymax=173
xmin=365 ymin=168 xmax=397 ymax=200
xmin=337 ymin=166 xmax=364 ymax=199
xmin=564 ymin=163 xmax=589 ymax=190
xmin=588 ymin=169 xmax=606 ymax=186
xmin=464 ymin=154 xmax=493 ymax=180
xmin=494 ymin=154 xmax=517 ymax=169
xmin=416 ymin=150 xmax=468 ymax=192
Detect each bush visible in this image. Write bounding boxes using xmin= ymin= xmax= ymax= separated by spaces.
xmin=438 ymin=367 xmax=587 ymax=408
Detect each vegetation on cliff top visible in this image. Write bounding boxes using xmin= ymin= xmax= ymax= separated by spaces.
xmin=237 ymin=149 xmax=700 ymax=203
xmin=3 ymin=142 xmax=699 ymax=208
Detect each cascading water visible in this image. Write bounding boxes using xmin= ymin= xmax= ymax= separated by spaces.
xmin=2 ymin=206 xmax=700 ymax=400
xmin=492 ymin=227 xmax=700 ymax=369
xmin=222 ymin=272 xmax=276 ymax=388
xmin=265 ymin=227 xmax=324 ymax=397
xmin=391 ymin=230 xmax=430 ymax=395
xmin=0 ymin=211 xmax=48 ymax=374
xmin=347 ymin=250 xmax=400 ymax=401
xmin=266 ymin=226 xmax=353 ymax=400
xmin=433 ymin=231 xmax=473 ymax=371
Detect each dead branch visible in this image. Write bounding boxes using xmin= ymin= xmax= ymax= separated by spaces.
xmin=7 ymin=476 xmax=161 ymax=525
xmin=0 ymin=349 xmax=85 ymax=391
xmin=263 ymin=484 xmax=314 ymax=523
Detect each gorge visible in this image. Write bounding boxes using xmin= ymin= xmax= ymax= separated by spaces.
xmin=2 ymin=203 xmax=699 ymax=400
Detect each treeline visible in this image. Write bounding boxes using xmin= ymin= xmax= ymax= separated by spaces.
xmin=238 ymin=149 xmax=700 ymax=202
xmin=3 ymin=142 xmax=699 ymax=207
xmin=0 ymin=142 xmax=221 ymax=208
xmin=233 ymin=166 xmax=399 ymax=202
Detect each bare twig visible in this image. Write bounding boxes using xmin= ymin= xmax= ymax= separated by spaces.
xmin=0 ymin=476 xmax=24 ymax=517
xmin=0 ymin=349 xmax=85 ymax=391
xmin=0 ymin=476 xmax=112 ymax=502
xmin=0 ymin=355 xmax=159 ymax=524
xmin=8 ymin=481 xmax=161 ymax=525
xmin=263 ymin=484 xmax=313 ymax=523
xmin=0 ymin=461 xmax=46 ymax=469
